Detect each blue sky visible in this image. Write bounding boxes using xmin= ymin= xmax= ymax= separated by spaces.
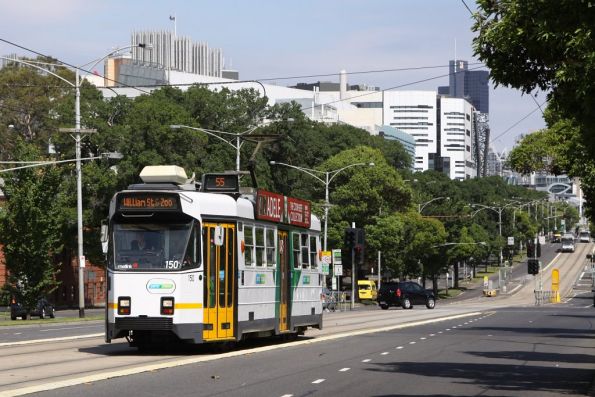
xmin=0 ymin=0 xmax=546 ymax=152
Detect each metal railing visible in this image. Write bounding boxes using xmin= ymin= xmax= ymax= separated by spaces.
xmin=534 ymin=290 xmax=561 ymax=305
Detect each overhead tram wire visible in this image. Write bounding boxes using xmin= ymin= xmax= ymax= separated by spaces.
xmin=489 ymin=99 xmax=548 ymax=145
xmin=0 ymin=37 xmax=152 ymax=95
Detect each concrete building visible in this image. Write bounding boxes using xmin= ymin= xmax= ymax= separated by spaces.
xmin=438 ymin=60 xmax=489 ymax=114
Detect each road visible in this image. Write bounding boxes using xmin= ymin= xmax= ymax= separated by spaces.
xmin=0 ymin=242 xmax=592 ymax=397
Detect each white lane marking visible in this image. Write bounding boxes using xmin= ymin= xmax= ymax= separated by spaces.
xmin=429 ymin=334 xmax=435 ymax=336
xmin=585 ymin=305 xmax=593 ymax=308
xmin=381 ymin=352 xmax=389 ymax=355
xmin=542 ymin=252 xmax=562 ymax=272
xmin=280 ymin=395 xmax=293 ymax=397
xmin=13 ymin=333 xmax=22 ymax=335
xmin=339 ymin=368 xmax=350 ymax=372
xmin=396 ymin=346 xmax=404 ymax=349
xmin=362 ymin=359 xmax=371 ymax=363
xmin=312 ymin=379 xmax=325 ymax=384
xmin=39 ymin=325 xmax=98 ymax=332
xmin=438 ymin=331 xmax=443 ymax=334
xmin=0 ymin=333 xmax=104 ymax=347
xmin=3 ymin=312 xmax=483 ymax=397
xmin=488 ymin=334 xmax=493 ymax=337
xmin=446 ymin=328 xmax=451 ymax=331
xmin=420 ymin=337 xmax=426 ymax=340
xmin=409 ymin=341 xmax=416 ymax=345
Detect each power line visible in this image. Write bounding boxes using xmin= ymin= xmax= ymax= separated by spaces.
xmin=460 ymin=0 xmax=474 ymax=15
xmin=489 ymin=99 xmax=548 ymax=144
xmin=0 ymin=37 xmax=151 ymax=95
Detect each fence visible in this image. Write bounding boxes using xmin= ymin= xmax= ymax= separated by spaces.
xmin=534 ymin=290 xmax=561 ymax=305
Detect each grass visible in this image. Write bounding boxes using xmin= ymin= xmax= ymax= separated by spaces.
xmin=0 ymin=311 xmax=103 ymax=327
xmin=437 ymin=288 xmax=465 ymax=299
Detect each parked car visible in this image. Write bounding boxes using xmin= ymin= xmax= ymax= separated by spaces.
xmin=10 ymin=297 xmax=55 ymax=320
xmin=321 ymin=288 xmax=337 ymax=312
xmin=377 ymin=281 xmax=435 ymax=310
xmin=552 ymin=232 xmax=562 ymax=243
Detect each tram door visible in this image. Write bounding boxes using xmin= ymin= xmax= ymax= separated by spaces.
xmin=203 ymin=223 xmax=235 ymax=341
xmin=278 ymin=231 xmax=290 ymax=332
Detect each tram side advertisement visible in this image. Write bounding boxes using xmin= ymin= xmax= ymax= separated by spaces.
xmin=256 ymin=189 xmax=311 ymax=228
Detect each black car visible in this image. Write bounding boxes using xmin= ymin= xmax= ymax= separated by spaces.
xmin=10 ymin=297 xmax=56 ymax=320
xmin=377 ymin=281 xmax=435 ymax=310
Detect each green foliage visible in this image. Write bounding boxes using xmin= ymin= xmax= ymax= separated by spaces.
xmin=0 ymin=142 xmax=66 ymax=310
xmin=472 ymin=0 xmax=595 ymax=222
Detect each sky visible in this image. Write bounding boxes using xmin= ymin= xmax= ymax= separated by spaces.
xmin=0 ymin=0 xmax=546 ymax=153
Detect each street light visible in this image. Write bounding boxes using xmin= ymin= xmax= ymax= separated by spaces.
xmin=469 ymin=203 xmax=517 ymax=266
xmin=269 ymin=161 xmax=375 ymax=251
xmin=171 ymin=119 xmax=292 ymax=172
xmin=2 ymin=48 xmax=147 ymax=318
xmin=418 ymin=196 xmax=450 ymax=214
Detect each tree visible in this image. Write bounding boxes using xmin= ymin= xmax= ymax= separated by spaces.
xmin=0 ymin=142 xmax=66 ymax=313
xmin=472 ymin=0 xmax=595 ymax=220
xmin=365 ymin=213 xmax=406 ymax=278
xmin=447 ymin=227 xmax=476 ymax=289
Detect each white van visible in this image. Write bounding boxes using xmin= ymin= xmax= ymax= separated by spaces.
xmin=579 ymin=231 xmax=591 ymax=243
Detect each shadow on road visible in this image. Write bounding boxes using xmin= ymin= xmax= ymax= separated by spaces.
xmin=468 ymin=350 xmax=595 ymax=364
xmin=79 ymin=335 xmax=315 ymax=357
xmin=368 ymin=359 xmax=593 ymax=396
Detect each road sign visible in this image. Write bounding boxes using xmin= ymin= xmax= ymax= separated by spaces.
xmin=483 ymin=276 xmax=489 ymax=288
xmin=507 ymin=237 xmax=514 ymax=246
xmin=321 ymin=251 xmax=331 ymax=275
xmin=332 ymin=249 xmax=342 ymax=265
xmin=333 ymin=264 xmax=343 ymax=276
xmin=538 ymin=235 xmax=546 ymax=245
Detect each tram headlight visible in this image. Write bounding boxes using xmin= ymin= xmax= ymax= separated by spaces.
xmin=161 ymin=297 xmax=175 ymax=315
xmin=118 ymin=297 xmax=131 ymax=315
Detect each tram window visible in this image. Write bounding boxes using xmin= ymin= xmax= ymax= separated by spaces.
xmin=266 ymin=228 xmax=276 ymax=267
xmin=309 ymin=236 xmax=318 ymax=270
xmin=183 ymin=225 xmax=201 ymax=269
xmin=301 ymin=233 xmax=309 ymax=269
xmin=244 ymin=225 xmax=255 ymax=267
xmin=292 ymin=233 xmax=300 ymax=269
xmin=255 ymin=227 xmax=265 ymax=267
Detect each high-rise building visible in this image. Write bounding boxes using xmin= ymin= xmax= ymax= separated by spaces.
xmin=131 ymin=30 xmax=223 ymax=77
xmin=439 ymin=60 xmax=489 ymax=114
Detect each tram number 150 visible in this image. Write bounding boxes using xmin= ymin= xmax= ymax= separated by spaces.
xmin=165 ymin=261 xmax=181 ymax=269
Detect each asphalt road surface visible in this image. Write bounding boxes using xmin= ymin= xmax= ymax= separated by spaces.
xmin=0 ymin=242 xmax=592 ymax=397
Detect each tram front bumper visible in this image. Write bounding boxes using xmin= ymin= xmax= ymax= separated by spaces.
xmin=107 ymin=317 xmax=204 ymax=344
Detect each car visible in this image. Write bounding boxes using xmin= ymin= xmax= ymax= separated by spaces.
xmin=357 ymin=280 xmax=378 ymax=300
xmin=377 ymin=281 xmax=435 ymax=310
xmin=10 ymin=297 xmax=56 ymax=320
xmin=321 ymin=288 xmax=337 ymax=312
xmin=579 ymin=231 xmax=591 ymax=243
xmin=552 ymin=232 xmax=562 ymax=243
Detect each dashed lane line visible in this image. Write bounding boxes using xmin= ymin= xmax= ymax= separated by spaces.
xmin=312 ymin=379 xmax=325 ymax=384
xmin=1 ymin=312 xmax=482 ymax=397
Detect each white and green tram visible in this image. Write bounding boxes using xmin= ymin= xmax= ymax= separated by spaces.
xmin=104 ymin=166 xmax=323 ymax=348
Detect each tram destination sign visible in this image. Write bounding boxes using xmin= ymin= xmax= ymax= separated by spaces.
xmin=256 ymin=189 xmax=311 ymax=228
xmin=117 ymin=193 xmax=180 ymax=211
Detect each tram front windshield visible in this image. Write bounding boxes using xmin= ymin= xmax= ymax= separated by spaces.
xmin=111 ymin=222 xmax=198 ymax=271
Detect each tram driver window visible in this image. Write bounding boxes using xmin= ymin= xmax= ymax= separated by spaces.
xmin=183 ymin=225 xmax=201 ymax=269
xmin=292 ymin=233 xmax=300 ymax=269
xmin=301 ymin=233 xmax=309 ymax=269
xmin=255 ymin=227 xmax=265 ymax=267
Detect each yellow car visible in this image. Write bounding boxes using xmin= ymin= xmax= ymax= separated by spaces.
xmin=358 ymin=280 xmax=378 ymax=300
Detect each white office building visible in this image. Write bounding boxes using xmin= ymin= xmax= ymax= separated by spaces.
xmin=382 ymin=91 xmax=476 ymax=179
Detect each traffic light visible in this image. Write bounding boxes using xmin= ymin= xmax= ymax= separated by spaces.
xmin=526 ymin=239 xmax=535 ymax=258
xmin=536 ymin=241 xmax=541 ymax=258
xmin=344 ymin=228 xmax=356 ymax=248
xmin=528 ymin=259 xmax=540 ymax=275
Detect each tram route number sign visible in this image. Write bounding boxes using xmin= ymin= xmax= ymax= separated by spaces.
xmin=118 ymin=193 xmax=180 ymax=211
xmin=202 ymin=173 xmax=239 ymax=193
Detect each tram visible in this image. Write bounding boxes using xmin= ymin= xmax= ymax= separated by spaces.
xmin=103 ymin=165 xmax=323 ymax=348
